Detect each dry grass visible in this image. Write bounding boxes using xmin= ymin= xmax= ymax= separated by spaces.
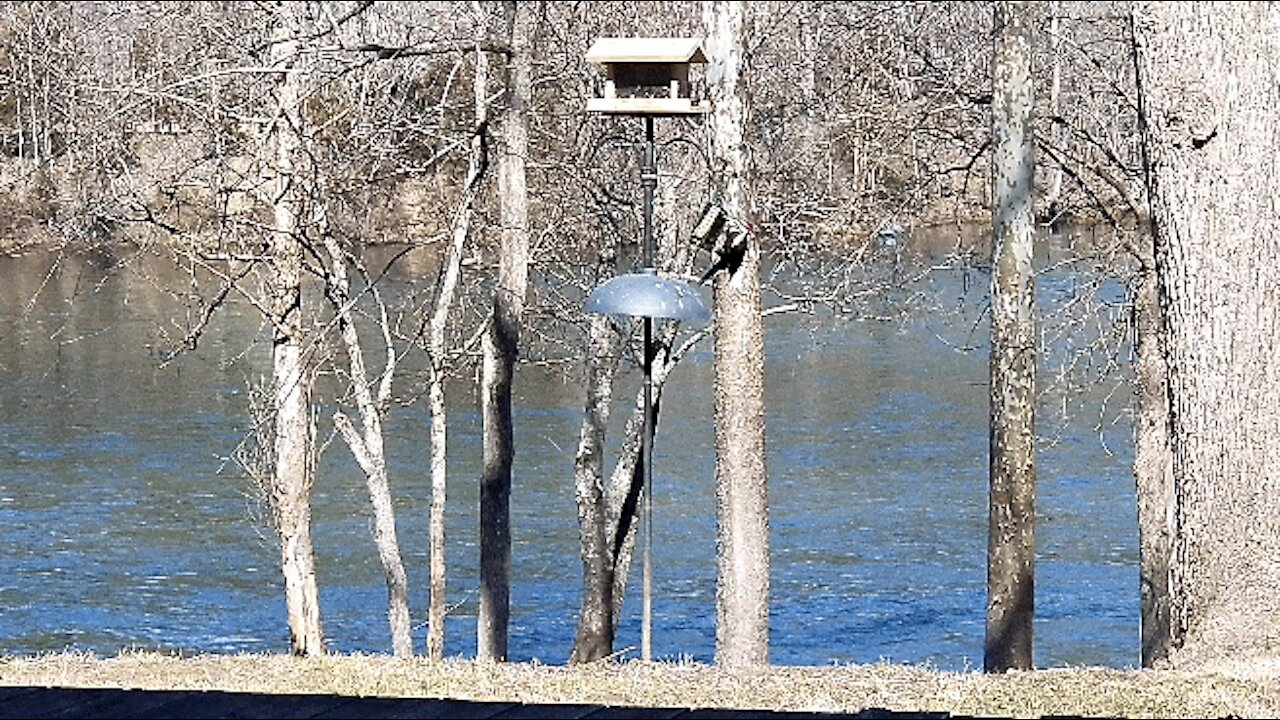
xmin=3 ymin=651 xmax=1280 ymax=718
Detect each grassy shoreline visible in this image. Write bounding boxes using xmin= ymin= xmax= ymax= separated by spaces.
xmin=3 ymin=651 xmax=1280 ymax=718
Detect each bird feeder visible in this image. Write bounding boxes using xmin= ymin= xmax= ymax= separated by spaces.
xmin=585 ymin=37 xmax=710 ymax=116
xmin=582 ymin=36 xmax=714 ymax=664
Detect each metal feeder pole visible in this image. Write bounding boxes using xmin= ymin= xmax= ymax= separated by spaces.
xmin=641 ymin=114 xmax=656 ymax=662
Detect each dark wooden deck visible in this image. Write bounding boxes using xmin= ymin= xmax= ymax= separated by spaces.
xmin=0 ymin=686 xmax=952 ymax=719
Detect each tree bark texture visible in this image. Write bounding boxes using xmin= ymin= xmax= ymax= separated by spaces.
xmin=986 ymin=0 xmax=1035 ymax=674
xmin=1132 ymin=224 xmax=1174 ymax=667
xmin=266 ymin=0 xmax=323 ymax=658
xmin=325 ymin=232 xmax=413 ymax=658
xmin=1134 ymin=1 xmax=1280 ymax=665
xmin=1129 ymin=8 xmax=1175 ymax=670
xmin=704 ymin=0 xmax=770 ymax=669
xmin=570 ymin=311 xmax=621 ymax=664
xmin=478 ymin=0 xmax=532 ymax=664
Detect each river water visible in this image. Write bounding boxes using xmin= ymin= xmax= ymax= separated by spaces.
xmin=0 ymin=243 xmax=1137 ymax=669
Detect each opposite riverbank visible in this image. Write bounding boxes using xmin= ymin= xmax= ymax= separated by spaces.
xmin=2 ymin=651 xmax=1279 ymax=718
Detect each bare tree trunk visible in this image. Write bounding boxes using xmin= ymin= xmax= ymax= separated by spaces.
xmin=704 ymin=0 xmax=770 ymax=669
xmin=798 ymin=2 xmax=819 ymax=156
xmin=570 ymin=316 xmax=694 ymax=662
xmin=570 ymin=302 xmax=672 ymax=663
xmin=324 ymin=232 xmax=414 ymax=658
xmin=426 ymin=323 xmax=450 ymax=660
xmin=426 ymin=324 xmax=449 ymax=661
xmin=1132 ymin=229 xmax=1174 ymax=667
xmin=570 ymin=310 xmax=621 ymax=664
xmin=427 ymin=1 xmax=490 ymax=662
xmin=1128 ymin=9 xmax=1174 ymax=669
xmin=1134 ymin=1 xmax=1280 ymax=666
xmin=478 ymin=0 xmax=532 ymax=663
xmin=1044 ymin=3 xmax=1064 ymax=215
xmin=604 ymin=379 xmax=653 ymax=637
xmin=799 ymin=6 xmax=816 ymax=108
xmin=24 ymin=16 xmax=37 ymax=164
xmin=266 ymin=0 xmax=323 ymax=657
xmin=986 ymin=0 xmax=1036 ymax=674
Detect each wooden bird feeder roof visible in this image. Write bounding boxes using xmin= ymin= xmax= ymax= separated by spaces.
xmin=585 ymin=37 xmax=708 ymax=65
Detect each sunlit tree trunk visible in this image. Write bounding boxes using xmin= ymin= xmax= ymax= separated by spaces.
xmin=570 ymin=315 xmax=690 ymax=663
xmin=798 ymin=3 xmax=820 ymax=156
xmin=478 ymin=0 xmax=533 ymax=663
xmin=265 ymin=0 xmax=323 ymax=657
xmin=1134 ymin=1 xmax=1280 ymax=666
xmin=324 ymin=230 xmax=413 ymax=658
xmin=986 ymin=0 xmax=1036 ymax=674
xmin=705 ymin=0 xmax=769 ymax=668
xmin=570 ymin=307 xmax=621 ymax=663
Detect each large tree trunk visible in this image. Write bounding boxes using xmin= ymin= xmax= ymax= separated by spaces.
xmin=477 ymin=0 xmax=532 ymax=663
xmin=1133 ymin=1 xmax=1280 ymax=666
xmin=266 ymin=0 xmax=323 ymax=657
xmin=704 ymin=0 xmax=770 ymax=669
xmin=985 ymin=0 xmax=1036 ymax=674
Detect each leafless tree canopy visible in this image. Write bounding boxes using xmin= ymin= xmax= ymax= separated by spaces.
xmin=0 ymin=1 xmax=1153 ymax=661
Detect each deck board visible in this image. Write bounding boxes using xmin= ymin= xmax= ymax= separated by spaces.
xmin=0 ymin=686 xmax=946 ymax=719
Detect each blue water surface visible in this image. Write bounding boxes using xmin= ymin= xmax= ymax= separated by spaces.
xmin=0 ymin=249 xmax=1137 ymax=669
